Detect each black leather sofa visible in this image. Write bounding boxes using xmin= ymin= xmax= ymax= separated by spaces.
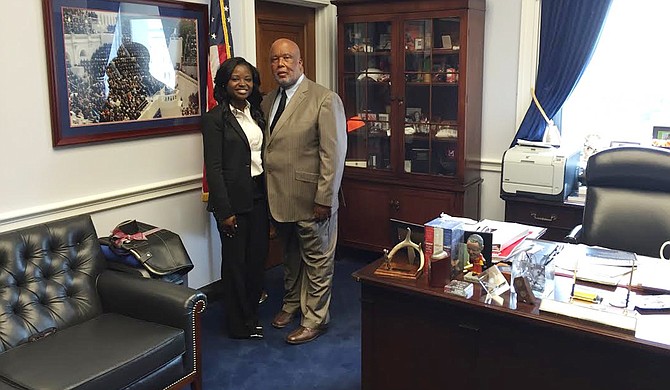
xmin=0 ymin=214 xmax=207 ymax=390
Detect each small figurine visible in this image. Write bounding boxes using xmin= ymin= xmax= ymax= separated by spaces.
xmin=466 ymin=234 xmax=486 ymax=275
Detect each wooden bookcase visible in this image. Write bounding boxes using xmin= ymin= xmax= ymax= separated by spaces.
xmin=331 ymin=0 xmax=485 ymax=251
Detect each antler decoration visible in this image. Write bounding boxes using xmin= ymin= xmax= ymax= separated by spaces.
xmin=384 ymin=227 xmax=425 ymax=273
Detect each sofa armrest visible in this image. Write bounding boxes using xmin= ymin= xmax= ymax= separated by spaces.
xmin=97 ymin=270 xmax=206 ymax=326
xmin=96 ymin=270 xmax=206 ymax=375
xmin=564 ymin=224 xmax=583 ymax=244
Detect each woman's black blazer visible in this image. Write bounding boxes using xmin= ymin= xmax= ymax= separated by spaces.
xmin=202 ymin=104 xmax=262 ymax=221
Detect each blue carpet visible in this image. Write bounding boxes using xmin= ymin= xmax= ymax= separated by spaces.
xmin=201 ymin=249 xmax=378 ymax=390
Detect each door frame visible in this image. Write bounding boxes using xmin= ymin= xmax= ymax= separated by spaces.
xmin=234 ymin=0 xmax=337 ymax=91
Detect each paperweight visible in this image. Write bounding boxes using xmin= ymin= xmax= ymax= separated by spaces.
xmin=444 ymin=280 xmax=473 ymax=298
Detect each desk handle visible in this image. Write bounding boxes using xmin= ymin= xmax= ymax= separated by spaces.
xmin=530 ymin=212 xmax=557 ymax=222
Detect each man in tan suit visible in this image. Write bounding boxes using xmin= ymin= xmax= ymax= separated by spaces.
xmin=262 ymin=38 xmax=347 ymax=344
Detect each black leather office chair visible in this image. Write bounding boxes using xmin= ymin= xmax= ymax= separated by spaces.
xmin=565 ymin=146 xmax=670 ymax=258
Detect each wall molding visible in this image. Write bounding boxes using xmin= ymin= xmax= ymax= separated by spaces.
xmin=481 ymin=158 xmax=503 ymax=173
xmin=0 ymin=175 xmax=203 ymax=232
xmin=0 ymin=157 xmax=502 ymax=232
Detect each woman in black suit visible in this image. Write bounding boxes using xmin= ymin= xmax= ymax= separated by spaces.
xmin=202 ymin=57 xmax=268 ymax=339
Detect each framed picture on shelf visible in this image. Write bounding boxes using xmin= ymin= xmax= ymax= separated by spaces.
xmin=406 ymin=107 xmax=422 ymax=122
xmin=369 ymin=122 xmax=383 ymax=134
xmin=43 ymin=0 xmax=208 ymax=146
xmin=359 ymin=112 xmax=377 ymax=121
xmin=441 ymin=35 xmax=452 ymax=49
xmin=378 ymin=113 xmax=390 ymax=130
xmin=378 ymin=33 xmax=391 ymax=50
xmin=409 ymin=148 xmax=429 ymax=173
xmin=414 ymin=38 xmax=423 ymax=50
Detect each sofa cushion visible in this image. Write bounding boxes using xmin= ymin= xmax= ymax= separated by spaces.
xmin=0 ymin=215 xmax=105 ymax=352
xmin=0 ymin=313 xmax=185 ymax=390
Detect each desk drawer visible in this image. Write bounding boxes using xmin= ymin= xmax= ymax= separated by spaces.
xmin=505 ymin=200 xmax=583 ymax=241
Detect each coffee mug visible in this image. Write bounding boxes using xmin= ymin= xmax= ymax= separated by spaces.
xmin=661 ymin=241 xmax=670 ymax=260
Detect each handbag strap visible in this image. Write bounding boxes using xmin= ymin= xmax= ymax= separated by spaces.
xmin=111 ymin=226 xmax=162 ymax=247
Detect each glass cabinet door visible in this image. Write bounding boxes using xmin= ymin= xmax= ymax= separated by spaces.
xmin=403 ymin=17 xmax=460 ymax=176
xmin=342 ymin=21 xmax=392 ymax=170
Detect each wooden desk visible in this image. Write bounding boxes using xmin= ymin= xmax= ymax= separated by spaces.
xmin=353 ymin=259 xmax=670 ymax=390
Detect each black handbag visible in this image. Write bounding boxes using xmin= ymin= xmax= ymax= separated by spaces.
xmin=100 ymin=220 xmax=194 ymax=277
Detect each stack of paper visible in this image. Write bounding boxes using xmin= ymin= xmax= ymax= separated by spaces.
xmin=552 ymin=244 xmax=635 ymax=286
xmin=473 ymin=219 xmax=532 ymax=254
xmin=435 ymin=215 xmax=546 ymax=263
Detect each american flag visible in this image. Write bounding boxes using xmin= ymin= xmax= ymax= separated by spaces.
xmin=203 ymin=0 xmax=234 ymax=201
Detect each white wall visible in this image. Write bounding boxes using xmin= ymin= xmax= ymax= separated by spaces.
xmin=0 ymin=0 xmax=521 ymax=288
xmin=0 ymin=0 xmax=214 ymax=288
xmin=480 ymin=0 xmax=523 ymax=221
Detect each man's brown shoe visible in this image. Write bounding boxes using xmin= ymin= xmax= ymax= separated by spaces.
xmin=285 ymin=325 xmax=328 ymax=345
xmin=271 ymin=310 xmax=295 ymax=329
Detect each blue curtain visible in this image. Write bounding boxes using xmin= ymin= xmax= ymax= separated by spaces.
xmin=511 ymin=0 xmax=612 ymax=146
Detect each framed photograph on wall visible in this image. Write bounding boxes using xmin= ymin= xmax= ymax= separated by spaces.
xmin=43 ymin=0 xmax=208 ymax=146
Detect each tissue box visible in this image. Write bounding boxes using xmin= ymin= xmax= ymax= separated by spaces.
xmin=424 ymin=216 xmax=464 ymax=259
xmin=424 ymin=216 xmax=464 ymax=287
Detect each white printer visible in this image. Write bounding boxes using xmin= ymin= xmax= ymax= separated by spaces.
xmin=501 ymin=142 xmax=580 ymax=202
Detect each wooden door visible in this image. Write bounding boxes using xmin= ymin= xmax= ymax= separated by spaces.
xmin=254 ymin=0 xmax=316 ymax=95
xmin=256 ymin=1 xmax=316 ymax=268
